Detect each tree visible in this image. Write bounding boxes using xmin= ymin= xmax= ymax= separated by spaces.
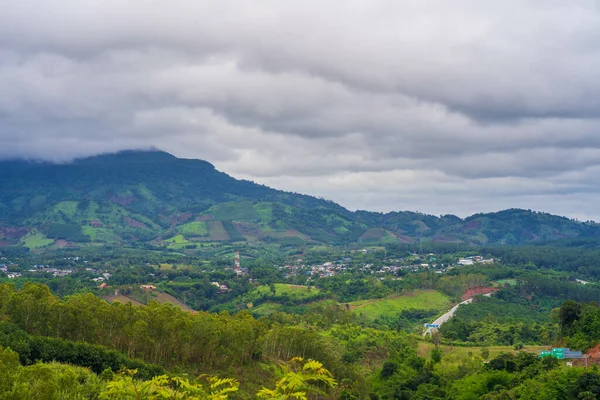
xmin=100 ymin=369 xmax=239 ymax=400
xmin=481 ymin=347 xmax=490 ymax=361
xmin=380 ymin=361 xmax=398 ymax=379
xmin=559 ymin=300 xmax=582 ymax=330
xmin=431 ymin=348 xmax=442 ymax=364
xmin=257 ymin=357 xmax=337 ymax=400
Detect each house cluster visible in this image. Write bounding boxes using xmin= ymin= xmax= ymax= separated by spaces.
xmin=28 ymin=264 xmax=75 ymax=277
xmin=1 ymin=263 xmax=22 ymax=279
xmin=280 ymin=259 xmax=351 ymax=279
xmin=91 ymin=272 xmax=112 ymax=283
xmin=281 ymin=257 xmax=424 ymax=279
xmin=211 ymin=281 xmax=231 ymax=293
xmin=457 ymin=256 xmax=495 ymax=266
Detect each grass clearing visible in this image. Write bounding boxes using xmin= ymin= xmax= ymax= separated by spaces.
xmin=350 ymin=290 xmax=450 ymax=322
xmin=21 ymin=231 xmax=54 ymax=250
xmin=417 ymin=341 xmax=548 ymax=359
xmin=165 ymin=234 xmax=188 ymax=244
xmin=253 ymin=202 xmax=273 ymax=224
xmin=52 ymin=201 xmax=79 ymax=218
xmin=255 ymin=283 xmax=321 ymax=300
xmin=176 ymin=221 xmax=208 ymax=237
xmin=82 ymin=226 xmax=118 ymax=242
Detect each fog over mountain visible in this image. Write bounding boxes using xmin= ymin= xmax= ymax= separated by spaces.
xmin=2 ymin=1 xmax=600 ymax=219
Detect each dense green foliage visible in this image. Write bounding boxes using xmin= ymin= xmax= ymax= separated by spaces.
xmin=0 ymin=278 xmax=599 ymax=398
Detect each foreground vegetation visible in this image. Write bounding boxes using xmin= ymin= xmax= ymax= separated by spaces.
xmin=0 ymin=280 xmax=600 ymax=398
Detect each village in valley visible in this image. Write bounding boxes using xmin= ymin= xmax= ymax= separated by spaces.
xmin=278 ymin=250 xmax=495 ymax=280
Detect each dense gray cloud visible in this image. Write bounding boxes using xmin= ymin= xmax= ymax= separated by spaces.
xmin=2 ymin=1 xmax=600 ymax=219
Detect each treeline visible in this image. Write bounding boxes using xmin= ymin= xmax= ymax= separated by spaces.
xmin=485 ymin=245 xmax=600 ymax=279
xmin=0 ymin=283 xmax=264 ymax=370
xmin=517 ymin=274 xmax=600 ymax=304
xmin=0 ymin=322 xmax=163 ymax=379
xmin=0 ymin=282 xmax=369 ymax=396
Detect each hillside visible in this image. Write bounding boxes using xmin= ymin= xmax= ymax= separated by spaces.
xmin=1 ymin=149 xmax=599 ymax=249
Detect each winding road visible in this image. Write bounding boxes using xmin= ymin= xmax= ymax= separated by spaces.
xmin=423 ymin=293 xmax=492 ymax=336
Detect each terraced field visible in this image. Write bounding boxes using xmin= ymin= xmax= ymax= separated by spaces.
xmin=206 ymin=220 xmax=230 ymax=241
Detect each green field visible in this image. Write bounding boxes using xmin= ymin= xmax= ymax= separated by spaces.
xmin=207 ymin=201 xmax=259 ymax=221
xmin=255 ymin=283 xmax=321 ymax=300
xmin=20 ymin=231 xmax=54 ymax=250
xmin=82 ymin=226 xmax=119 ymax=242
xmin=176 ymin=221 xmax=208 ymax=237
xmin=417 ymin=341 xmax=548 ymax=359
xmin=165 ymin=234 xmax=191 ymax=249
xmin=350 ymin=291 xmax=450 ymax=322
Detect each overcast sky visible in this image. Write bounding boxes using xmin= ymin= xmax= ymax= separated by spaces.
xmin=2 ymin=1 xmax=600 ymax=220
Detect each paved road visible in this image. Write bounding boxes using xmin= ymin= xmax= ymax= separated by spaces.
xmin=423 ymin=293 xmax=491 ymax=336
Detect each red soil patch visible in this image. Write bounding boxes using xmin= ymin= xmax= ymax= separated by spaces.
xmin=462 ymin=286 xmax=499 ymax=301
xmin=167 ymin=212 xmax=193 ymax=227
xmin=197 ymin=215 xmax=213 ymax=221
xmin=587 ymin=344 xmax=600 ymax=359
xmin=54 ymin=240 xmax=69 ymax=248
xmin=0 ymin=227 xmax=29 ymax=240
xmin=89 ymin=220 xmax=104 ymax=228
xmin=123 ymin=216 xmax=149 ymax=230
xmin=232 ymin=221 xmax=262 ymax=237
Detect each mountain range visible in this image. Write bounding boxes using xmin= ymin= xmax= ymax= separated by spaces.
xmin=0 ymin=150 xmax=598 ymax=250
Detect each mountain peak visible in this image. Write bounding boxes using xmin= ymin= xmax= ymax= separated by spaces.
xmin=73 ymin=149 xmax=178 ymax=165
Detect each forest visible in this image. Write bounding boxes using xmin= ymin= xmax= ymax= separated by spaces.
xmin=1 ymin=279 xmax=600 ymax=399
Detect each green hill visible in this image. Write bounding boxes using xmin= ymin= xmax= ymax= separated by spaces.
xmin=1 ymin=149 xmax=599 ymax=249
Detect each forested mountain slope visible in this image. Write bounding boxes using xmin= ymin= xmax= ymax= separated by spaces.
xmin=1 ymin=150 xmax=598 ymax=248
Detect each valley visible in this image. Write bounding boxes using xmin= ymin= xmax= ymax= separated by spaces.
xmin=2 ymin=151 xmax=600 ymax=398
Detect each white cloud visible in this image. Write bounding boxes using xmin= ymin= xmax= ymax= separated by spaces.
xmin=2 ymin=1 xmax=600 ymax=218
